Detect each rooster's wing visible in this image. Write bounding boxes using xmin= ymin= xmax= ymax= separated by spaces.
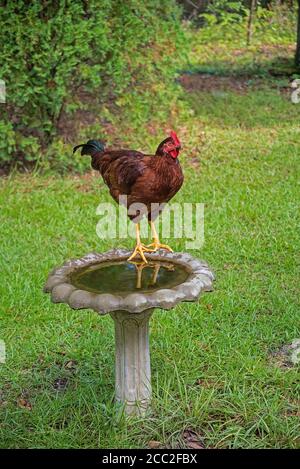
xmin=96 ymin=150 xmax=149 ymax=200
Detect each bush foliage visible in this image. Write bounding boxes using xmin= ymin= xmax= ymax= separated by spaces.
xmin=199 ymin=1 xmax=296 ymax=44
xmin=0 ymin=1 xmax=296 ymax=173
xmin=0 ymin=0 xmax=186 ymax=172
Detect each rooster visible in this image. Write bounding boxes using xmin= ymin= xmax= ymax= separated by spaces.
xmin=73 ymin=132 xmax=183 ymax=263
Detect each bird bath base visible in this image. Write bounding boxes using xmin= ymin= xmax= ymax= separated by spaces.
xmin=44 ymin=249 xmax=214 ymax=416
xmin=111 ymin=309 xmax=153 ymax=416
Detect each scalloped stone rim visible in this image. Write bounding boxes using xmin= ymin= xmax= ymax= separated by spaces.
xmin=44 ymin=249 xmax=215 ymax=314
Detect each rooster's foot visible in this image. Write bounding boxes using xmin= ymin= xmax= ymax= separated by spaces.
xmin=127 ymin=243 xmax=154 ymax=264
xmin=146 ymin=240 xmax=173 ymax=253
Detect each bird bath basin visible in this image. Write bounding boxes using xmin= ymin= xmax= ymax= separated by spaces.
xmin=70 ymin=260 xmax=190 ymax=295
xmin=44 ymin=249 xmax=214 ymax=416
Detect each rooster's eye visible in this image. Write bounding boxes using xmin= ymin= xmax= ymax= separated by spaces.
xmin=164 ymin=144 xmax=174 ymax=153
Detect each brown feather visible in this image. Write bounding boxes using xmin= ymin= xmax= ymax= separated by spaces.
xmin=90 ymin=141 xmax=184 ymax=222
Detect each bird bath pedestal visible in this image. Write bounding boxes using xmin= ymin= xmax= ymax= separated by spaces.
xmin=44 ymin=249 xmax=214 ymax=416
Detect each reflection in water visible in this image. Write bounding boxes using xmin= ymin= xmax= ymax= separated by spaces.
xmin=71 ymin=260 xmax=189 ymax=296
xmin=129 ymin=260 xmax=175 ymax=289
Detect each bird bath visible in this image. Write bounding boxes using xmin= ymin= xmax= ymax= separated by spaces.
xmin=44 ymin=249 xmax=214 ymax=416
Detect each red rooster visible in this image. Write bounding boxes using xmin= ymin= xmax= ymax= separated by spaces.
xmin=73 ymin=132 xmax=183 ymax=262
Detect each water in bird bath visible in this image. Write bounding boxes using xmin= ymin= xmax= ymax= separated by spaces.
xmin=70 ymin=260 xmax=189 ymax=295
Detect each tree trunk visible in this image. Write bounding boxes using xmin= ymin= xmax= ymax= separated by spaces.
xmin=247 ymin=0 xmax=257 ymax=46
xmin=296 ymin=0 xmax=300 ymax=68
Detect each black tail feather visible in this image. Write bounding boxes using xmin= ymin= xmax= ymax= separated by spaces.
xmin=73 ymin=139 xmax=105 ymax=156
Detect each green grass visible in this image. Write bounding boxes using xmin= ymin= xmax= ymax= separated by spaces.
xmin=1 ymin=39 xmax=300 ymax=449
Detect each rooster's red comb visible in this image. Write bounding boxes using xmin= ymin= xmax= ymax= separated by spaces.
xmin=170 ymin=131 xmax=180 ymax=146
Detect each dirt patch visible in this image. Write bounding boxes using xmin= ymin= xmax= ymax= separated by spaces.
xmin=180 ymin=73 xmax=255 ymax=94
xmin=53 ymin=377 xmax=69 ymax=392
xmin=180 ymin=72 xmax=293 ymax=98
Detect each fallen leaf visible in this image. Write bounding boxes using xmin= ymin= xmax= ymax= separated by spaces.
xmin=17 ymin=398 xmax=32 ymax=410
xmin=183 ymin=429 xmax=205 ymax=449
xmin=148 ymin=440 xmax=161 ymax=449
xmin=38 ymin=354 xmax=45 ymax=364
xmin=186 ymin=440 xmax=204 ymax=449
xmin=64 ymin=360 xmax=77 ymax=370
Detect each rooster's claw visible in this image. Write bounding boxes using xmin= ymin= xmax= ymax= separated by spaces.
xmin=127 ymin=243 xmax=155 ymax=263
xmin=146 ymin=241 xmax=173 ymax=253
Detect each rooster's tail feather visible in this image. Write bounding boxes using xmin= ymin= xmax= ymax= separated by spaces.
xmin=73 ymin=139 xmax=105 ymax=156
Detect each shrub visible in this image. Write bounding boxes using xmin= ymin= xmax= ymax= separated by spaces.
xmin=198 ymin=1 xmax=296 ymax=45
xmin=0 ymin=0 xmax=186 ymax=173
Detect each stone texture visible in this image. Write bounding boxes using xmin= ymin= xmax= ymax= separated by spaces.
xmin=44 ymin=249 xmax=215 ymax=416
xmin=43 ymin=249 xmax=215 ymax=314
xmin=110 ymin=309 xmax=153 ymax=416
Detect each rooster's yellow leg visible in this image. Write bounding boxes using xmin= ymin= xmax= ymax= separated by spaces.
xmin=147 ymin=221 xmax=173 ymax=252
xmin=130 ymin=261 xmax=148 ymax=289
xmin=127 ymin=223 xmax=154 ymax=263
xmin=150 ymin=263 xmax=161 ymax=285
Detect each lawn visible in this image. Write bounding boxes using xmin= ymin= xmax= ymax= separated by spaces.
xmin=1 ymin=40 xmax=300 ymax=448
